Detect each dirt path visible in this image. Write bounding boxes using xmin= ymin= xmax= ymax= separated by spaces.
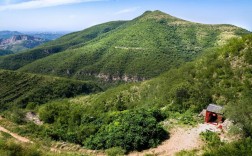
xmin=129 ymin=124 xmax=219 ymax=156
xmin=0 ymin=116 xmax=32 ymax=143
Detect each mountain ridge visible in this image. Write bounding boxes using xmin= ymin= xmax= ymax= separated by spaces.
xmin=18 ymin=11 xmax=250 ymax=82
xmin=0 ymin=31 xmax=23 ymax=39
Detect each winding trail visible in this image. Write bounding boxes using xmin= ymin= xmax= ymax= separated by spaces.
xmin=0 ymin=116 xmax=32 ymax=143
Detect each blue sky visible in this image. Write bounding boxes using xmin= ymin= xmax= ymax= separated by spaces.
xmin=0 ymin=0 xmax=251 ymax=32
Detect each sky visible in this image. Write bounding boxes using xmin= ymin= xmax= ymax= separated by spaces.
xmin=0 ymin=0 xmax=252 ymax=32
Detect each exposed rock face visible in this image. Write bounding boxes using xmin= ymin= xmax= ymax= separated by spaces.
xmin=75 ymin=71 xmax=145 ymax=82
xmin=80 ymin=72 xmax=145 ymax=82
xmin=25 ymin=112 xmax=43 ymax=126
xmin=10 ymin=35 xmax=33 ymax=42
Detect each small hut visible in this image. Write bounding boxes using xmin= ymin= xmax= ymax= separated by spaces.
xmin=205 ymin=104 xmax=223 ymax=124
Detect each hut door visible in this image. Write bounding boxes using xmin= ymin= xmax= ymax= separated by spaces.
xmin=209 ymin=113 xmax=217 ymax=122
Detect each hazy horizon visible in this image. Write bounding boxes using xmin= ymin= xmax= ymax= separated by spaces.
xmin=0 ymin=0 xmax=252 ymax=32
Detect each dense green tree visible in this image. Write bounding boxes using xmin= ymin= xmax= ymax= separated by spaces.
xmin=84 ymin=109 xmax=168 ymax=152
xmin=226 ymin=90 xmax=252 ymax=136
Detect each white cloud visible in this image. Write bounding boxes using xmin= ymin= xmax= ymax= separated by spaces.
xmin=0 ymin=0 xmax=105 ymax=11
xmin=115 ymin=7 xmax=140 ymax=15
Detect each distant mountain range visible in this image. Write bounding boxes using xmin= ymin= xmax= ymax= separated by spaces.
xmin=0 ymin=31 xmax=23 ymax=39
xmin=0 ymin=31 xmax=67 ymax=55
xmin=24 ymin=31 xmax=68 ymax=40
xmin=0 ymin=31 xmax=67 ymax=40
xmin=0 ymin=35 xmax=48 ymax=53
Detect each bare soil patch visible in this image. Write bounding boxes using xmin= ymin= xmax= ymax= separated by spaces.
xmin=129 ymin=124 xmax=219 ymax=156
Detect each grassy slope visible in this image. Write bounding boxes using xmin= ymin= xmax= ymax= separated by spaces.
xmin=18 ymin=11 xmax=249 ymax=81
xmin=0 ymin=21 xmax=127 ymax=70
xmin=0 ymin=70 xmax=101 ymax=110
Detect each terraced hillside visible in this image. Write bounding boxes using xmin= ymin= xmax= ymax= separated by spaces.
xmin=0 ymin=70 xmax=101 ymax=110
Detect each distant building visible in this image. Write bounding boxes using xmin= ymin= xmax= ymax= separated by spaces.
xmin=205 ymin=104 xmax=224 ymax=124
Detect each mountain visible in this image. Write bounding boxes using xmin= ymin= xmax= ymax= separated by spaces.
xmin=0 ymin=35 xmax=48 ymax=53
xmin=0 ymin=11 xmax=248 ymax=83
xmin=0 ymin=31 xmax=67 ymax=40
xmin=0 ymin=31 xmax=23 ymax=39
xmin=0 ymin=31 xmax=68 ymax=55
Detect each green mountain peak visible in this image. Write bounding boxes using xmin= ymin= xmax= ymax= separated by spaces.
xmin=138 ymin=10 xmax=184 ymax=23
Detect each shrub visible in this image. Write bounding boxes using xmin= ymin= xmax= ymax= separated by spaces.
xmin=176 ymin=149 xmax=198 ymax=156
xmin=105 ymin=147 xmax=126 ymax=156
xmin=0 ymin=140 xmax=42 ymax=156
xmin=6 ymin=109 xmax=26 ymax=124
xmin=203 ymin=137 xmax=252 ymax=156
xmin=26 ymin=102 xmax=38 ymax=110
xmin=200 ymin=131 xmax=222 ymax=148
